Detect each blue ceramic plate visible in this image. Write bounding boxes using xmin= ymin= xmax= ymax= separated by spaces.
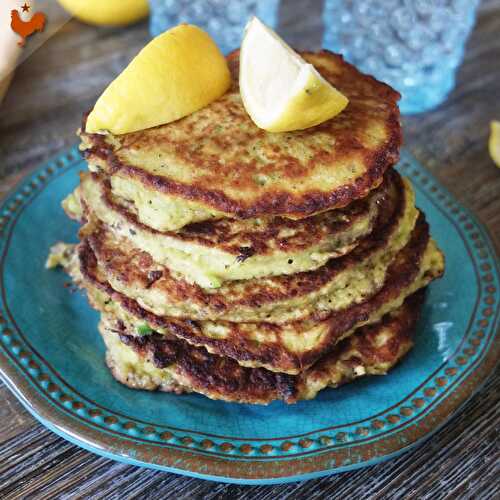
xmin=0 ymin=147 xmax=498 ymax=484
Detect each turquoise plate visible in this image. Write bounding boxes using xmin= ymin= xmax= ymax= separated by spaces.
xmin=0 ymin=147 xmax=498 ymax=484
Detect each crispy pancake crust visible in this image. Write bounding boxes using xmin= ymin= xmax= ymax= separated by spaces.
xmin=82 ymin=173 xmax=418 ymax=323
xmin=101 ymin=290 xmax=424 ymax=404
xmin=80 ymin=50 xmax=401 ymax=224
xmin=75 ymin=215 xmax=444 ymax=374
xmin=76 ymin=170 xmax=390 ymax=286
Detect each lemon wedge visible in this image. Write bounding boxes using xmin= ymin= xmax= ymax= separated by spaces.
xmin=489 ymin=120 xmax=500 ymax=167
xmin=86 ymin=24 xmax=231 ymax=135
xmin=58 ymin=0 xmax=149 ymax=27
xmin=239 ymin=17 xmax=349 ymax=133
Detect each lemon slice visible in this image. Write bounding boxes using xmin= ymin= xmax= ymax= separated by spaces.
xmin=86 ymin=24 xmax=231 ymax=135
xmin=239 ymin=17 xmax=349 ymax=133
xmin=489 ymin=120 xmax=500 ymax=167
xmin=58 ymin=0 xmax=149 ymax=27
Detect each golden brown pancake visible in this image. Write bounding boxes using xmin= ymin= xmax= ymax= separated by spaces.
xmin=73 ymin=169 xmax=390 ymax=287
xmin=99 ymin=290 xmax=425 ymax=405
xmin=79 ymin=50 xmax=401 ymax=231
xmin=64 ymin=213 xmax=444 ymax=375
xmin=81 ymin=172 xmax=418 ymax=323
xmin=46 ymin=43 xmax=449 ymax=407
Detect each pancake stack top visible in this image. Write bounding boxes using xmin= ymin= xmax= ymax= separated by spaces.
xmin=49 ymin=50 xmax=445 ymax=404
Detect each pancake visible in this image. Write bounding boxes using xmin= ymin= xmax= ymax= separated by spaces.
xmin=81 ymin=173 xmax=418 ymax=323
xmin=53 ymin=212 xmax=444 ymax=374
xmin=99 ymin=290 xmax=425 ymax=405
xmin=73 ymin=169 xmax=390 ymax=287
xmin=79 ymin=50 xmax=401 ymax=231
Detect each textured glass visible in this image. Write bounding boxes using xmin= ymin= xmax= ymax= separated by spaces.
xmin=149 ymin=0 xmax=279 ymax=54
xmin=323 ymin=0 xmax=480 ymax=114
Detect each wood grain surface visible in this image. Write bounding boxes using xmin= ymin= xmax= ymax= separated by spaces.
xmin=1 ymin=1 xmax=499 ymax=498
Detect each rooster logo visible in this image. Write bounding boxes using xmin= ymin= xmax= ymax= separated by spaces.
xmin=10 ymin=3 xmax=46 ymax=47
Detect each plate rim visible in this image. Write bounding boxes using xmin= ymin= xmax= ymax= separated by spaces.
xmin=0 ymin=353 xmax=496 ymax=485
xmin=0 ymin=146 xmax=498 ymax=483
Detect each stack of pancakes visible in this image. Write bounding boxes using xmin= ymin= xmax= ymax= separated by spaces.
xmin=52 ymin=51 xmax=445 ymax=404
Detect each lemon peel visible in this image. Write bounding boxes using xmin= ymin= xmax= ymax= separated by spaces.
xmin=57 ymin=0 xmax=149 ymax=27
xmin=86 ymin=24 xmax=231 ymax=135
xmin=489 ymin=120 xmax=500 ymax=167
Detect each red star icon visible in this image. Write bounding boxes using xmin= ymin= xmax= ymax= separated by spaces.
xmin=21 ymin=3 xmax=30 ymax=13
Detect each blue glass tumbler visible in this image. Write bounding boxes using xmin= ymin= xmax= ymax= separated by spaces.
xmin=149 ymin=0 xmax=280 ymax=55
xmin=323 ymin=0 xmax=480 ymax=114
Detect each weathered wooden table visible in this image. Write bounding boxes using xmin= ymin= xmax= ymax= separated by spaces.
xmin=1 ymin=1 xmax=499 ymax=497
